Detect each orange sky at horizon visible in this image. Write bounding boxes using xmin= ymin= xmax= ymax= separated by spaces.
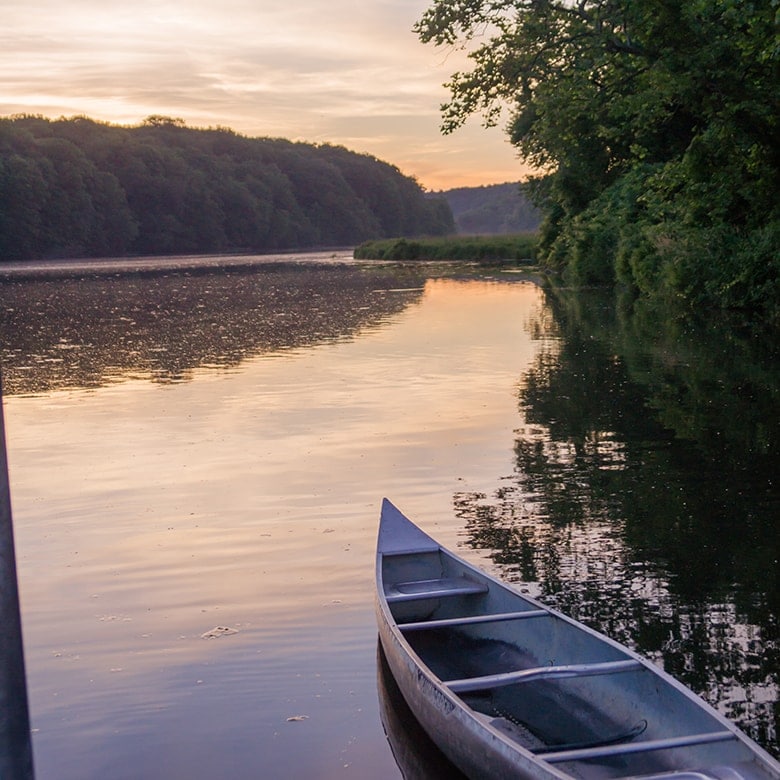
xmin=0 ymin=0 xmax=537 ymax=190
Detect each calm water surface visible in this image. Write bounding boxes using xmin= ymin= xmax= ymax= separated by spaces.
xmin=0 ymin=251 xmax=777 ymax=777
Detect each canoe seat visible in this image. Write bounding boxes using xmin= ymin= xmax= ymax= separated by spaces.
xmin=399 ymin=609 xmax=549 ymax=631
xmin=446 ymin=659 xmax=643 ymax=694
xmin=385 ymin=576 xmax=488 ymax=604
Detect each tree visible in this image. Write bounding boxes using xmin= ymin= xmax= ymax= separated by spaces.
xmin=142 ymin=115 xmax=187 ymax=128
xmin=416 ymin=0 xmax=780 ymax=319
xmin=0 ymin=154 xmax=47 ymax=259
xmin=0 ymin=116 xmax=455 ymax=261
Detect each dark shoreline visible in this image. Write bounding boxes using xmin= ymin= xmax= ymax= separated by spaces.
xmin=0 ymin=248 xmax=358 ymax=281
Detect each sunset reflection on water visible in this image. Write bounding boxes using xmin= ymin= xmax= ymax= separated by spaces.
xmin=2 ymin=258 xmax=543 ymax=778
xmin=3 ymin=255 xmax=777 ymax=775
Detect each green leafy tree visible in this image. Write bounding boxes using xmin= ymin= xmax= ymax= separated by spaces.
xmin=0 ymin=154 xmax=48 ymax=259
xmin=0 ymin=115 xmax=454 ymax=261
xmin=416 ymin=0 xmax=780 ymax=319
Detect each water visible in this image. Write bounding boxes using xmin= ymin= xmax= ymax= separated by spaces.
xmin=0 ymin=252 xmax=776 ymax=777
xmin=454 ymin=287 xmax=779 ymax=759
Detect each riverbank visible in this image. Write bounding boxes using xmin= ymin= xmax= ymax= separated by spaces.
xmin=0 ymin=249 xmax=357 ymax=280
xmin=354 ymin=233 xmax=538 ymax=262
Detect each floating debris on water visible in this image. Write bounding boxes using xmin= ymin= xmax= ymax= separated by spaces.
xmin=201 ymin=626 xmax=239 ymax=639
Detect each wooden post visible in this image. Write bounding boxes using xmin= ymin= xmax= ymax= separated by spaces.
xmin=0 ymin=375 xmax=35 ymax=779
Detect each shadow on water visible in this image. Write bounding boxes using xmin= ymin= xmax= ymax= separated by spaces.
xmin=376 ymin=641 xmax=467 ymax=780
xmin=0 ymin=261 xmax=427 ymax=395
xmin=454 ymin=287 xmax=779 ymax=758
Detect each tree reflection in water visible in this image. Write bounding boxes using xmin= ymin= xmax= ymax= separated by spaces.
xmin=0 ymin=261 xmax=426 ymax=395
xmin=455 ymin=289 xmax=779 ymax=757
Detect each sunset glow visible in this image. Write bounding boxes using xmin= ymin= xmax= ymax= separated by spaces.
xmin=0 ymin=0 xmax=535 ymax=189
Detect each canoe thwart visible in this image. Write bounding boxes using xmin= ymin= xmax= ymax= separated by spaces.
xmin=399 ymin=609 xmax=549 ymax=631
xmin=384 ymin=576 xmax=489 ymax=604
xmin=541 ymin=729 xmax=737 ymax=763
xmin=445 ymin=659 xmax=643 ymax=694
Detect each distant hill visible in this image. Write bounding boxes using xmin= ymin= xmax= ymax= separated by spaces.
xmin=0 ymin=115 xmax=454 ymax=261
xmin=438 ymin=182 xmax=540 ymax=234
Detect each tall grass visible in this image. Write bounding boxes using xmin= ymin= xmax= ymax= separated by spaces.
xmin=354 ymin=233 xmax=538 ymax=262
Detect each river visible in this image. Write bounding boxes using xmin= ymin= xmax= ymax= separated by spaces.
xmin=0 ymin=251 xmax=777 ymax=777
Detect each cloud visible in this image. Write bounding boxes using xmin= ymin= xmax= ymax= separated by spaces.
xmin=0 ymin=0 xmax=534 ymax=188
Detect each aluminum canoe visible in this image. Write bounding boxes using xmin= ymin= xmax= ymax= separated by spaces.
xmin=375 ymin=498 xmax=780 ymax=780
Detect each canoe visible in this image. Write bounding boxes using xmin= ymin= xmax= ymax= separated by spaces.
xmin=375 ymin=498 xmax=780 ymax=780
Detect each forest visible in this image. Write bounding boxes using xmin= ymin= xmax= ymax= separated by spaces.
xmin=417 ymin=0 xmax=779 ymax=323
xmin=439 ymin=181 xmax=540 ymax=234
xmin=0 ymin=115 xmax=454 ymax=261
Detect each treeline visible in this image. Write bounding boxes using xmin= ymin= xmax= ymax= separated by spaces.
xmin=0 ymin=115 xmax=454 ymax=261
xmin=416 ymin=1 xmax=779 ymax=324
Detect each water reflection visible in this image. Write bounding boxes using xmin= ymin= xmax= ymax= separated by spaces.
xmin=455 ymin=288 xmax=779 ymax=757
xmin=5 ymin=266 xmax=542 ymax=779
xmin=0 ymin=259 xmax=426 ymax=395
xmin=376 ymin=642 xmax=466 ymax=780
xmin=6 ymin=256 xmax=777 ymax=772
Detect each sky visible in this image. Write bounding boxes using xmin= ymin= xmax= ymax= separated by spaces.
xmin=0 ymin=0 xmax=536 ymax=190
